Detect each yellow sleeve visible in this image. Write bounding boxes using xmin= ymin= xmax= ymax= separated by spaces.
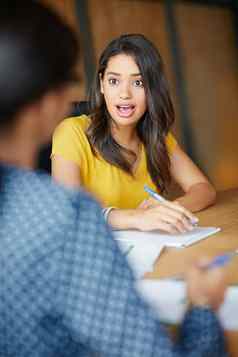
xmin=51 ymin=116 xmax=89 ymax=165
xmin=166 ymin=132 xmax=177 ymax=155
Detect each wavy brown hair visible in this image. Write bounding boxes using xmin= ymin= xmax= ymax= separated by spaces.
xmin=87 ymin=34 xmax=175 ymax=192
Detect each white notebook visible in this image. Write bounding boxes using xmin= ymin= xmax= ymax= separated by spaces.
xmin=114 ymin=226 xmax=220 ymax=278
xmin=114 ymin=226 xmax=221 ymax=248
xmin=116 ymin=239 xmax=164 ymax=279
xmin=136 ymin=279 xmax=238 ymax=330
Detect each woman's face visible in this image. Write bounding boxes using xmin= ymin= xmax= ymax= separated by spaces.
xmin=100 ymin=53 xmax=147 ymax=129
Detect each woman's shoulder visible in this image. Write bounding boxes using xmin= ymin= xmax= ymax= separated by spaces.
xmin=56 ymin=114 xmax=91 ymax=133
xmin=52 ymin=115 xmax=91 ymax=147
xmin=52 ymin=114 xmax=92 ymax=162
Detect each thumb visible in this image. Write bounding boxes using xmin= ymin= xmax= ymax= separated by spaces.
xmin=138 ymin=199 xmax=149 ymax=209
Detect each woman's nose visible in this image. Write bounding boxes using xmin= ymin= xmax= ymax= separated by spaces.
xmin=119 ymin=83 xmax=131 ymax=99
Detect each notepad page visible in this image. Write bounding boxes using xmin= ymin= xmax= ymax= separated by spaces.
xmin=173 ymin=227 xmax=221 ymax=247
xmin=135 ymin=279 xmax=238 ymax=330
xmin=114 ymin=226 xmax=221 ymax=248
xmin=117 ymin=240 xmax=164 ymax=279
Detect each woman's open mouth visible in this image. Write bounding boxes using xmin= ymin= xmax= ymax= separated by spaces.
xmin=116 ymin=105 xmax=135 ymax=118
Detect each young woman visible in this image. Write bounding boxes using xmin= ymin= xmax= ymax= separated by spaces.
xmin=52 ymin=34 xmax=216 ymax=233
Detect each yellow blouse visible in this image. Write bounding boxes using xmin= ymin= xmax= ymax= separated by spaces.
xmin=52 ymin=115 xmax=177 ymax=209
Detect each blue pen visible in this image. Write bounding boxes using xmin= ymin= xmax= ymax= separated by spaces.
xmin=144 ymin=185 xmax=166 ymax=203
xmin=171 ymin=250 xmax=238 ymax=283
xmin=144 ymin=185 xmax=198 ymax=226
xmin=178 ymin=251 xmax=238 ymax=304
xmin=207 ymin=250 xmax=238 ymax=269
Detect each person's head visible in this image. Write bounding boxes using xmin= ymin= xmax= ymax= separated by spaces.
xmin=0 ymin=0 xmax=79 ymax=144
xmin=88 ymin=34 xmax=174 ymax=192
xmin=99 ymin=52 xmax=147 ymax=129
xmin=90 ymin=34 xmax=174 ymax=129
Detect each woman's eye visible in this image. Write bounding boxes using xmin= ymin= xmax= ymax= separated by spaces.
xmin=134 ymin=79 xmax=144 ymax=87
xmin=108 ymin=78 xmax=119 ymax=85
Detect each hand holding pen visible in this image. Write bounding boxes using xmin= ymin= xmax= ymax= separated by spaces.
xmin=136 ymin=185 xmax=198 ymax=233
xmin=186 ymin=254 xmax=231 ymax=311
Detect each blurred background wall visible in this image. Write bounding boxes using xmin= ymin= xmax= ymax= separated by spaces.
xmin=41 ymin=0 xmax=238 ymax=192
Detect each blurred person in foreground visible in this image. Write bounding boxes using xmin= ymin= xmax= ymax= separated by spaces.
xmin=0 ymin=1 xmax=227 ymax=356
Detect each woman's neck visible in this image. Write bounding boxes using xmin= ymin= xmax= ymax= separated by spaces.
xmin=111 ymin=125 xmax=139 ymax=149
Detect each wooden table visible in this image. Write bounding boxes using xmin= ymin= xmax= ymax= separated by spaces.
xmin=147 ymin=189 xmax=238 ymax=356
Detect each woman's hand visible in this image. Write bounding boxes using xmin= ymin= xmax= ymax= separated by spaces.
xmin=186 ymin=258 xmax=227 ymax=311
xmin=134 ymin=200 xmax=198 ymax=233
xmin=135 ymin=198 xmax=198 ymax=233
xmin=138 ymin=197 xmax=160 ymax=209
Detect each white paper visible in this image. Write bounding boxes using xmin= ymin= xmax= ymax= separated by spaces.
xmin=114 ymin=226 xmax=221 ymax=248
xmin=135 ymin=279 xmax=238 ymax=331
xmin=117 ymin=240 xmax=164 ymax=279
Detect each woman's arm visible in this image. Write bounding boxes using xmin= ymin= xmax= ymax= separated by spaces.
xmin=51 ymin=154 xmax=81 ymax=189
xmin=170 ymin=144 xmax=216 ymax=212
xmin=107 ymin=202 xmax=196 ymax=233
xmin=51 ymin=152 xmax=199 ymax=233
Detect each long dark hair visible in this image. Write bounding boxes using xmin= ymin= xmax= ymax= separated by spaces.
xmin=0 ymin=0 xmax=79 ymax=128
xmin=88 ymin=34 xmax=175 ymax=192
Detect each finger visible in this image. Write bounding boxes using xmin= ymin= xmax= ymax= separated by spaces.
xmin=174 ymin=202 xmax=199 ymax=225
xmin=189 ymin=262 xmax=226 ymax=292
xmin=141 ymin=209 xmax=182 ymax=233
xmin=138 ymin=199 xmax=149 ymax=209
xmin=195 ymin=256 xmax=212 ymax=268
xmin=164 ymin=200 xmax=198 ymax=224
xmin=154 ymin=205 xmax=194 ymax=232
xmin=171 ymin=201 xmax=198 ymax=223
xmin=145 ymin=197 xmax=159 ymax=208
xmin=151 ymin=221 xmax=180 ymax=234
xmin=186 ymin=262 xmax=227 ymax=310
